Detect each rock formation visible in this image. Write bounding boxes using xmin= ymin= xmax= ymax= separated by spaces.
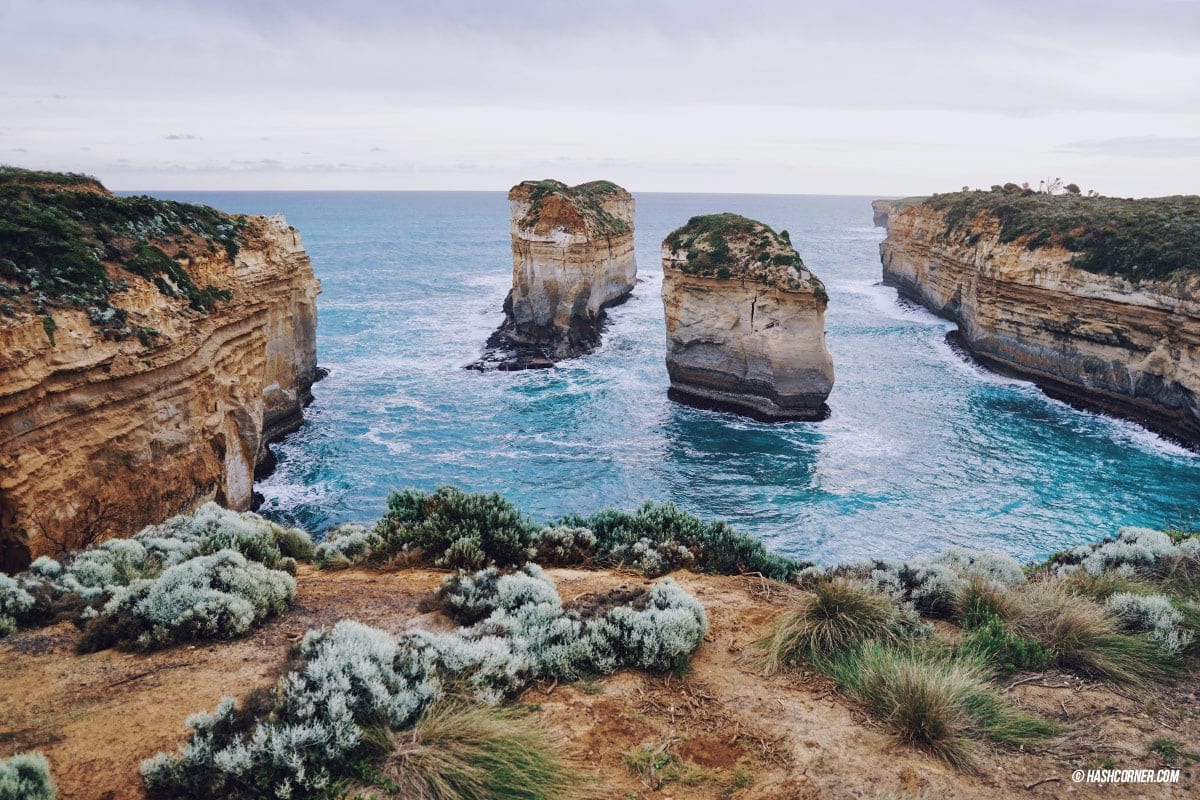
xmin=0 ymin=168 xmax=320 ymax=570
xmin=871 ymin=199 xmax=894 ymax=228
xmin=880 ymin=189 xmax=1200 ymax=446
xmin=470 ymin=179 xmax=635 ymax=370
xmin=661 ymin=214 xmax=834 ymax=420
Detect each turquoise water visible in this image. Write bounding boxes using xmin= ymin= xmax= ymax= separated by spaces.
xmin=150 ymin=191 xmax=1200 ymax=565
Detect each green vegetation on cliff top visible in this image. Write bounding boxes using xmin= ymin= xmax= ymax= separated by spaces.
xmin=663 ymin=213 xmax=827 ymax=300
xmin=924 ymin=187 xmax=1200 ymax=283
xmin=0 ymin=166 xmax=243 ymax=342
xmin=513 ymin=178 xmax=631 ymax=237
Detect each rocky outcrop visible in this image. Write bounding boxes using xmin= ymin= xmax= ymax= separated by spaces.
xmin=880 ymin=193 xmax=1200 ymax=446
xmin=872 ymin=197 xmax=927 ymax=229
xmin=0 ymin=171 xmax=319 ymax=569
xmin=872 ymin=199 xmax=894 ymax=228
xmin=662 ymin=214 xmax=834 ymax=420
xmin=470 ymin=179 xmax=635 ymax=370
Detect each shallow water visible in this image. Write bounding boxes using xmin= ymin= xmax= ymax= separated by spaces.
xmin=148 ymin=191 xmax=1200 ymax=565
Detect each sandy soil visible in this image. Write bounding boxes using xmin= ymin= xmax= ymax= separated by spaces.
xmin=1 ymin=566 xmax=1195 ymax=799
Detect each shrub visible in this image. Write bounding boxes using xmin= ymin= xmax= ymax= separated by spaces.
xmin=958 ymin=610 xmax=1051 ymax=674
xmin=314 ymin=523 xmax=384 ymax=568
xmin=818 ymin=644 xmax=1057 ymax=770
xmin=272 ymin=525 xmax=315 ymax=562
xmin=759 ymin=578 xmax=918 ymax=673
xmin=80 ymin=550 xmax=295 ymax=652
xmin=144 ymin=572 xmax=706 ymax=798
xmin=0 ymin=574 xmax=35 ymax=623
xmin=375 ymin=487 xmax=541 ymax=570
xmin=590 ymin=579 xmax=709 ymax=672
xmin=347 ymin=703 xmax=582 ymax=800
xmin=0 ymin=751 xmax=55 ymax=800
xmin=1106 ymin=592 xmax=1195 ymax=655
xmin=531 ymin=526 xmax=596 ymax=566
xmin=559 ymin=501 xmax=803 ymax=580
xmin=840 ymin=546 xmax=1023 ymax=618
xmin=1013 ymin=582 xmax=1180 ymax=683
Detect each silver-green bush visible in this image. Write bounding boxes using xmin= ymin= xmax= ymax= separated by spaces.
xmin=0 ymin=752 xmax=55 ymax=800
xmin=80 ymin=549 xmax=295 ymax=652
xmin=142 ymin=569 xmax=706 ymax=799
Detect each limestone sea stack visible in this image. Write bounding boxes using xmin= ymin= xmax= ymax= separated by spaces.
xmin=0 ymin=168 xmax=320 ymax=570
xmin=471 ymin=179 xmax=635 ymax=370
xmin=880 ymin=188 xmax=1200 ymax=446
xmin=662 ymin=214 xmax=834 ymax=420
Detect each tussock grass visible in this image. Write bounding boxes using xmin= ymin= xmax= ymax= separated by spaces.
xmin=347 ymin=702 xmax=583 ymax=800
xmin=1013 ymin=582 xmax=1181 ymax=683
xmin=758 ymin=578 xmax=916 ymax=673
xmin=954 ymin=575 xmax=1022 ymax=624
xmin=817 ymin=644 xmax=1059 ymax=771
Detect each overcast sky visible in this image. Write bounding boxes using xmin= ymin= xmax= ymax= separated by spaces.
xmin=3 ymin=0 xmax=1199 ymax=195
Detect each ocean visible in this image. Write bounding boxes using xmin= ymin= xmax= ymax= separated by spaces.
xmin=145 ymin=190 xmax=1200 ymax=565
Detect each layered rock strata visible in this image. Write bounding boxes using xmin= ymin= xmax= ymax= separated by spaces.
xmin=662 ymin=214 xmax=834 ymax=420
xmin=880 ymin=192 xmax=1200 ymax=446
xmin=0 ymin=171 xmax=319 ymax=569
xmin=471 ymin=179 xmax=636 ymax=370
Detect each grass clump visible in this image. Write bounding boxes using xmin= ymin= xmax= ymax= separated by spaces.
xmin=1013 ymin=582 xmax=1181 ymax=683
xmin=0 ymin=751 xmax=55 ymax=800
xmin=345 ymin=703 xmax=582 ymax=800
xmin=759 ymin=578 xmax=918 ymax=673
xmin=623 ymin=741 xmax=715 ymax=790
xmin=1147 ymin=735 xmax=1186 ymax=765
xmin=818 ymin=644 xmax=1058 ymax=770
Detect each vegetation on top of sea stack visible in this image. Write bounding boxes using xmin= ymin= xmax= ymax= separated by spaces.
xmin=510 ymin=178 xmax=632 ymax=237
xmin=0 ymin=165 xmax=244 ymax=340
xmin=662 ymin=213 xmax=827 ymax=300
xmin=923 ymin=185 xmax=1200 ymax=282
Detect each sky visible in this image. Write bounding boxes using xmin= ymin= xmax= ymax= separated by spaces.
xmin=2 ymin=0 xmax=1199 ymax=195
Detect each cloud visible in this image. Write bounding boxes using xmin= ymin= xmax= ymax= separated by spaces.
xmin=164 ymin=133 xmax=201 ymax=140
xmin=1057 ymin=136 xmax=1200 ymax=159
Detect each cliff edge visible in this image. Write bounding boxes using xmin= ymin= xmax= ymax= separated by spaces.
xmin=0 ymin=168 xmax=320 ymax=570
xmin=880 ymin=188 xmax=1200 ymax=446
xmin=662 ymin=213 xmax=834 ymax=420
xmin=471 ymin=179 xmax=636 ymax=370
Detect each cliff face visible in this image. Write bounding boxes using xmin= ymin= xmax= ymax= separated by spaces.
xmin=872 ymin=199 xmax=893 ymax=228
xmin=0 ymin=174 xmax=319 ymax=569
xmin=472 ymin=179 xmax=635 ymax=369
xmin=662 ymin=214 xmax=834 ymax=420
xmin=881 ymin=200 xmax=1200 ymax=445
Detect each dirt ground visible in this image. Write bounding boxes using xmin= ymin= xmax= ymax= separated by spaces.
xmin=1 ymin=566 xmax=1196 ymax=799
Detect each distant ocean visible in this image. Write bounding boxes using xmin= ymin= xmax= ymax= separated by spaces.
xmin=143 ymin=190 xmax=1200 ymax=565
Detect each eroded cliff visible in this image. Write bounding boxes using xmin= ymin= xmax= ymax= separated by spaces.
xmin=662 ymin=214 xmax=834 ymax=420
xmin=471 ymin=179 xmax=635 ymax=369
xmin=0 ymin=169 xmax=319 ymax=569
xmin=880 ymin=190 xmax=1200 ymax=446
